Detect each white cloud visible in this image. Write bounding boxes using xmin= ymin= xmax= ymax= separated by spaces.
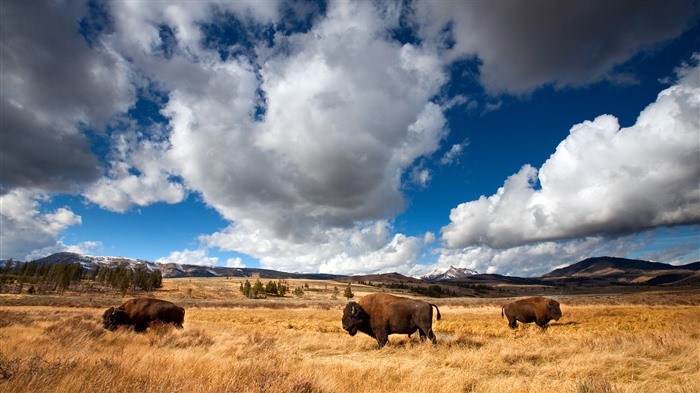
xmin=225 ymin=257 xmax=245 ymax=268
xmin=84 ymin=125 xmax=186 ymax=212
xmin=149 ymin=1 xmax=449 ymax=269
xmin=0 ymin=190 xmax=84 ymax=259
xmin=203 ymin=220 xmax=425 ymax=275
xmin=156 ymin=248 xmax=222 ymax=267
xmin=442 ymin=57 xmax=700 ymax=250
xmin=409 ymin=166 xmax=431 ymax=188
xmin=439 ymin=141 xmax=468 ymax=165
xmin=427 ymin=236 xmax=644 ymax=278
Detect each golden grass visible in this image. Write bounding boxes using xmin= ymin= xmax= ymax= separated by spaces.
xmin=1 ymin=285 xmax=699 ymax=393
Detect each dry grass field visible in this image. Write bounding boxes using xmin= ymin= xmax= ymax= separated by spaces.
xmin=1 ymin=278 xmax=698 ymax=393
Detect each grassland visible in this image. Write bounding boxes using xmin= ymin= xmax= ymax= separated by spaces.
xmin=0 ymin=278 xmax=698 ymax=393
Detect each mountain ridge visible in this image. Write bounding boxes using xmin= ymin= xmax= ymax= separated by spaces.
xmin=4 ymin=253 xmax=698 ymax=288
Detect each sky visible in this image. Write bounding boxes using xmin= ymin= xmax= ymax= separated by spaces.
xmin=1 ymin=0 xmax=699 ymax=277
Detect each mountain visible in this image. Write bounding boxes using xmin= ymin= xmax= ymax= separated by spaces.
xmin=543 ymin=256 xmax=700 ymax=278
xmin=33 ymin=252 xmax=159 ymax=272
xmin=421 ymin=265 xmax=478 ymax=282
xmin=541 ymin=256 xmax=700 ymax=286
xmin=26 ymin=252 xmax=343 ymax=280
xmin=8 ymin=253 xmax=699 ymax=288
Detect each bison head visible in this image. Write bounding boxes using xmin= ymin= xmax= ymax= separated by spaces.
xmin=102 ymin=306 xmax=129 ymax=331
xmin=342 ymin=302 xmax=368 ymax=336
xmin=548 ymin=299 xmax=562 ymax=321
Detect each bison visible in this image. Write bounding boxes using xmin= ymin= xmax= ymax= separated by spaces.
xmin=103 ymin=298 xmax=185 ymax=332
xmin=342 ymin=293 xmax=441 ymax=348
xmin=501 ymin=296 xmax=561 ymax=330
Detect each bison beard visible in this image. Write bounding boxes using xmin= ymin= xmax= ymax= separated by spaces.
xmin=501 ymin=296 xmax=562 ymax=330
xmin=103 ymin=298 xmax=185 ymax=332
xmin=342 ymin=293 xmax=441 ymax=348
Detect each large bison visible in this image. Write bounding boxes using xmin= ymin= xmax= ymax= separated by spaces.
xmin=103 ymin=298 xmax=185 ymax=332
xmin=342 ymin=293 xmax=441 ymax=348
xmin=501 ymin=296 xmax=561 ymax=330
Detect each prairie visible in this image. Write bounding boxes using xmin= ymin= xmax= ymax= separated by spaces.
xmin=0 ymin=278 xmax=698 ymax=393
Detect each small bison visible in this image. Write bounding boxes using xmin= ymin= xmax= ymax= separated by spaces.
xmin=501 ymin=296 xmax=561 ymax=330
xmin=103 ymin=298 xmax=185 ymax=332
xmin=342 ymin=293 xmax=441 ymax=348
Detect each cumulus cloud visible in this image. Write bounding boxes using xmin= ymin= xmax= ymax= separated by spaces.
xmin=0 ymin=0 xmax=134 ymax=194
xmin=0 ymin=190 xmax=84 ymax=259
xmin=203 ymin=220 xmax=425 ymax=275
xmin=426 ymin=236 xmax=647 ymax=278
xmin=442 ymin=57 xmax=700 ymax=250
xmin=84 ymin=125 xmax=186 ymax=212
xmin=151 ymin=1 xmax=448 ymax=265
xmin=156 ymin=248 xmax=242 ymax=267
xmin=414 ymin=0 xmax=700 ymax=94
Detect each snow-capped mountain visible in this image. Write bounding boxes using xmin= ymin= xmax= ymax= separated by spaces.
xmin=21 ymin=252 xmax=344 ymax=279
xmin=33 ymin=252 xmax=158 ymax=272
xmin=421 ymin=265 xmax=478 ymax=282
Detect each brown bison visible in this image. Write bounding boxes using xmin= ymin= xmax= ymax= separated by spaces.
xmin=103 ymin=298 xmax=185 ymax=332
xmin=501 ymin=296 xmax=561 ymax=330
xmin=342 ymin=293 xmax=441 ymax=348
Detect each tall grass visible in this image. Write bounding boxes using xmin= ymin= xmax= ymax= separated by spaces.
xmin=1 ymin=290 xmax=698 ymax=392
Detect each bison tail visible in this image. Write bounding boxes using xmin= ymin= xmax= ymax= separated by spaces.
xmin=431 ymin=304 xmax=441 ymax=321
xmin=501 ymin=307 xmax=504 ymax=319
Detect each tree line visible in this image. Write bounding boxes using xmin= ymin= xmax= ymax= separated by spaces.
xmin=362 ymin=281 xmax=459 ymax=298
xmin=239 ymin=278 xmax=355 ymax=299
xmin=0 ymin=259 xmax=163 ymax=295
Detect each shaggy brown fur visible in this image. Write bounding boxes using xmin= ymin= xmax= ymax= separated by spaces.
xmin=501 ymin=296 xmax=561 ymax=330
xmin=342 ymin=293 xmax=441 ymax=348
xmin=103 ymin=298 xmax=185 ymax=332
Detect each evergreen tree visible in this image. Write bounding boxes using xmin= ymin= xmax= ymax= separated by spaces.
xmin=240 ymin=279 xmax=252 ymax=298
xmin=152 ymin=270 xmax=163 ymax=288
xmin=91 ymin=266 xmax=101 ymax=281
xmin=293 ymin=286 xmax=304 ymax=297
xmin=343 ymin=284 xmax=354 ymax=299
xmin=2 ymin=259 xmax=13 ymax=274
xmin=277 ymin=280 xmax=288 ymax=296
xmin=252 ymin=279 xmax=265 ymax=298
xmin=265 ymin=280 xmax=278 ymax=295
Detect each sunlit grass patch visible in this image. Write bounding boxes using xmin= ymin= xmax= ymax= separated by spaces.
xmin=0 ymin=291 xmax=698 ymax=393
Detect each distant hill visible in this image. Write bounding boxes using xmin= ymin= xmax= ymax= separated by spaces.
xmin=541 ymin=256 xmax=700 ymax=286
xmin=439 ymin=273 xmax=548 ymax=286
xmin=339 ymin=272 xmax=423 ymax=284
xmin=543 ymin=256 xmax=699 ymax=277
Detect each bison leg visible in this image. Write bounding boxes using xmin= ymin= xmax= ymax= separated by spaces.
xmin=508 ymin=318 xmax=517 ymax=329
xmin=134 ymin=322 xmax=148 ymax=332
xmin=417 ymin=328 xmax=437 ymax=344
xmin=375 ymin=330 xmax=389 ymax=348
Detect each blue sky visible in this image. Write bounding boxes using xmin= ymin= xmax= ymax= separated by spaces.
xmin=1 ymin=0 xmax=699 ymax=276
